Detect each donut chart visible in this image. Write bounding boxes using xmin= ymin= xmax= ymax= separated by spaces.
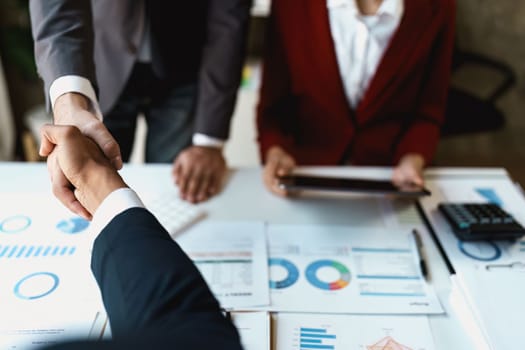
xmin=305 ymin=259 xmax=350 ymax=291
xmin=459 ymin=241 xmax=502 ymax=261
xmin=0 ymin=215 xmax=31 ymax=233
xmin=14 ymin=272 xmax=59 ymax=300
xmin=56 ymin=217 xmax=89 ymax=234
xmin=269 ymin=258 xmax=300 ymax=289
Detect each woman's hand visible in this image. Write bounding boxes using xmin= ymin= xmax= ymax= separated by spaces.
xmin=263 ymin=146 xmax=296 ymax=197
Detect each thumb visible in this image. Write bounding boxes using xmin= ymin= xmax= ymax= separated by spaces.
xmin=82 ymin=122 xmax=123 ymax=169
xmin=40 ymin=124 xmax=79 ymax=157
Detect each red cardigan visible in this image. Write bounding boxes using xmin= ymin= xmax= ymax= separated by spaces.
xmin=257 ymin=0 xmax=455 ymax=166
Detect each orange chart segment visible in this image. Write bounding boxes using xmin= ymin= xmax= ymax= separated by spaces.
xmin=305 ymin=259 xmax=351 ymax=291
xmin=366 ymin=336 xmax=413 ymax=350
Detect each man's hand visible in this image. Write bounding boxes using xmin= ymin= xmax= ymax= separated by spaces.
xmin=172 ymin=146 xmax=226 ymax=203
xmin=263 ymin=146 xmax=296 ymax=197
xmin=39 ymin=124 xmax=127 ymax=220
xmin=53 ymin=93 xmax=122 ymax=168
xmin=392 ymin=153 xmax=425 ymax=188
xmin=48 ymin=93 xmax=123 ymax=217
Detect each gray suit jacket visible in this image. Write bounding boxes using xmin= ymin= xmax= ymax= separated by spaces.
xmin=30 ymin=0 xmax=251 ymax=139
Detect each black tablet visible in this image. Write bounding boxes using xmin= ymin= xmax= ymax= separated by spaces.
xmin=277 ymin=175 xmax=431 ymax=197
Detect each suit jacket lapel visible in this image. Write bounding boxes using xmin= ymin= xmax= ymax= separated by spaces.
xmin=357 ymin=0 xmax=435 ymax=118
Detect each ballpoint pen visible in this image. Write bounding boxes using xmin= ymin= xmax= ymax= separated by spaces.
xmin=412 ymin=229 xmax=428 ymax=279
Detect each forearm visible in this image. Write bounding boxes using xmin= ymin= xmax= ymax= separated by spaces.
xmin=91 ymin=208 xmax=223 ymax=337
xmin=193 ymin=0 xmax=252 ymax=139
xmin=29 ymin=0 xmax=97 ymax=110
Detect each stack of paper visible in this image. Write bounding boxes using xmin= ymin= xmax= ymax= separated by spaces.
xmin=451 ymin=268 xmax=525 ymax=350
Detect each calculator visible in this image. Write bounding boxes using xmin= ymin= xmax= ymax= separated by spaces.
xmin=438 ymin=203 xmax=525 ymax=241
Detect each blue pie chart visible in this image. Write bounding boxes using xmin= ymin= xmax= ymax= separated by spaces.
xmin=56 ymin=217 xmax=89 ymax=234
xmin=269 ymin=258 xmax=300 ymax=289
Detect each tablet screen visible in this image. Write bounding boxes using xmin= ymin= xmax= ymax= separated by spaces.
xmin=277 ymin=175 xmax=431 ymax=197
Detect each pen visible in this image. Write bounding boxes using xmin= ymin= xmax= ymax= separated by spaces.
xmin=412 ymin=229 xmax=428 ymax=279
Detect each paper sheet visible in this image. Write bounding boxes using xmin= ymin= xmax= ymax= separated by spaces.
xmin=276 ymin=313 xmax=436 ymax=350
xmin=176 ymin=221 xmax=270 ymax=308
xmin=258 ymin=224 xmax=443 ymax=314
xmin=455 ymin=268 xmax=525 ymax=350
xmin=423 ymin=178 xmax=525 ymax=270
xmin=231 ymin=312 xmax=270 ymax=350
xmin=0 ymin=194 xmax=106 ymax=347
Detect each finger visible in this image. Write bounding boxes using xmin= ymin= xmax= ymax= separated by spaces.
xmin=178 ymin=166 xmax=193 ymax=200
xmin=196 ymin=172 xmax=212 ymax=202
xmin=263 ymin=158 xmax=279 ymax=192
xmin=50 ymin=162 xmax=90 ymax=218
xmin=172 ymin=158 xmax=184 ymax=186
xmin=186 ymin=170 xmax=203 ymax=203
xmin=207 ymin=165 xmax=226 ymax=196
xmin=82 ymin=120 xmax=123 ymax=169
xmin=263 ymin=159 xmax=289 ymax=197
xmin=276 ymin=155 xmax=295 ymax=177
xmin=39 ymin=124 xmax=57 ymax=157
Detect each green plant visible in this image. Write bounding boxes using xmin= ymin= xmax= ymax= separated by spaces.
xmin=0 ymin=0 xmax=38 ymax=81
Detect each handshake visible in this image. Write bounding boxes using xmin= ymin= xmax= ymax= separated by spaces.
xmin=39 ymin=125 xmax=128 ymax=220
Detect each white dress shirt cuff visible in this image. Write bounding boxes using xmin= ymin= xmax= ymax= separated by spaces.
xmin=91 ymin=188 xmax=145 ymax=240
xmin=192 ymin=133 xmax=225 ymax=149
xmin=49 ymin=75 xmax=103 ymax=120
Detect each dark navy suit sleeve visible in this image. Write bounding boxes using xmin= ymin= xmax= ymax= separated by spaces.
xmin=44 ymin=207 xmax=242 ymax=350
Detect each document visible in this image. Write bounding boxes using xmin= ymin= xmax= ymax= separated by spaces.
xmin=0 ymin=309 xmax=102 ymax=349
xmin=422 ymin=177 xmax=525 ymax=270
xmin=275 ymin=313 xmax=436 ymax=350
xmin=0 ymin=193 xmax=107 ymax=347
xmin=259 ymin=224 xmax=443 ymax=314
xmin=231 ymin=312 xmax=271 ymax=350
xmin=176 ymin=221 xmax=270 ymax=308
xmin=453 ymin=268 xmax=525 ymax=350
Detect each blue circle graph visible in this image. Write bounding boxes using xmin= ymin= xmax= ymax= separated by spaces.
xmin=56 ymin=217 xmax=89 ymax=234
xmin=14 ymin=272 xmax=59 ymax=300
xmin=458 ymin=241 xmax=502 ymax=261
xmin=269 ymin=258 xmax=300 ymax=289
xmin=0 ymin=215 xmax=31 ymax=233
xmin=305 ymin=259 xmax=351 ymax=291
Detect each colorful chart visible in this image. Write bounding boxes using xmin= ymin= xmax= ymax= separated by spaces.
xmin=0 ymin=215 xmax=31 ymax=233
xmin=56 ymin=217 xmax=89 ymax=234
xmin=458 ymin=241 xmax=502 ymax=261
xmin=305 ymin=260 xmax=350 ymax=291
xmin=0 ymin=245 xmax=76 ymax=259
xmin=14 ymin=272 xmax=60 ymax=300
xmin=269 ymin=258 xmax=299 ymax=289
xmin=299 ymin=327 xmax=336 ymax=350
xmin=366 ymin=336 xmax=412 ymax=350
xmin=475 ymin=188 xmax=503 ymax=207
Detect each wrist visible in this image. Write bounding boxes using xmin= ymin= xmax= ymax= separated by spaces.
xmin=54 ymin=93 xmax=90 ymax=124
xmin=80 ymin=164 xmax=128 ymax=214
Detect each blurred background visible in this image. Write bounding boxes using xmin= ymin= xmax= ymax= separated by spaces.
xmin=1 ymin=0 xmax=524 ymax=185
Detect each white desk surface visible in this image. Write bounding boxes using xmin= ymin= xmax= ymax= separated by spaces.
xmin=0 ymin=162 xmax=502 ymax=350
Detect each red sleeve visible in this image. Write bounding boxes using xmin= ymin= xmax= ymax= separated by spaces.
xmin=394 ymin=0 xmax=456 ymax=165
xmin=256 ymin=3 xmax=295 ymax=164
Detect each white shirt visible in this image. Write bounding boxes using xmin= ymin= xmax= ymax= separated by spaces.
xmin=49 ymin=11 xmax=223 ymax=149
xmin=90 ymin=187 xmax=145 ymax=242
xmin=327 ymin=0 xmax=404 ymax=108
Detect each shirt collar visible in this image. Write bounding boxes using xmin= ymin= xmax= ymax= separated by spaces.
xmin=327 ymin=0 xmax=404 ymax=21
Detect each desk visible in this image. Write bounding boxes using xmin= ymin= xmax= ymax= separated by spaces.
xmin=0 ymin=163 xmax=479 ymax=349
